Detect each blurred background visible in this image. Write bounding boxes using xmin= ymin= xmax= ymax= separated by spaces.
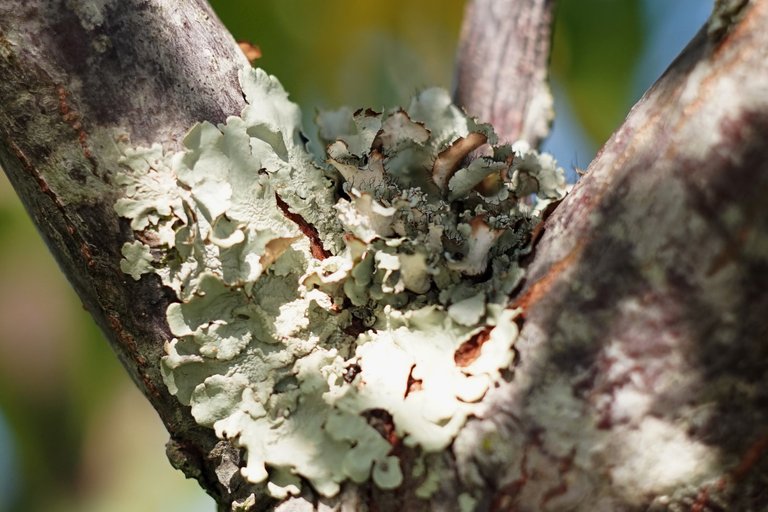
xmin=0 ymin=1 xmax=712 ymax=510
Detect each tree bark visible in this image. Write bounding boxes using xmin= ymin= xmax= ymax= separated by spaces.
xmin=464 ymin=3 xmax=768 ymax=509
xmin=0 ymin=0 xmax=259 ymax=507
xmin=454 ymin=0 xmax=554 ymax=146
xmin=2 ymin=0 xmax=767 ymax=511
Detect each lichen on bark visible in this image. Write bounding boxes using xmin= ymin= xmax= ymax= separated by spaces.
xmin=114 ymin=65 xmax=565 ymax=499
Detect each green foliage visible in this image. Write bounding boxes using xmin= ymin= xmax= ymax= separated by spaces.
xmin=207 ymin=0 xmax=465 ymax=112
xmin=552 ymin=0 xmax=645 ymax=143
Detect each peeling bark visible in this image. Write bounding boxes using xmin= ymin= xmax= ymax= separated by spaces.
xmin=2 ymin=0 xmax=767 ymax=511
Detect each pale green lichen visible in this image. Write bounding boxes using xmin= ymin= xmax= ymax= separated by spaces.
xmin=414 ymin=455 xmax=445 ymax=499
xmin=115 ymin=66 xmax=565 ymax=498
xmin=66 ymin=0 xmax=115 ymax=31
xmin=120 ymin=240 xmax=153 ymax=280
xmin=459 ymin=492 xmax=478 ymax=512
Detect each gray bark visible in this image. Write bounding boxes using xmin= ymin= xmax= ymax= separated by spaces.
xmin=465 ymin=3 xmax=768 ymax=509
xmin=2 ymin=0 xmax=767 ymax=511
xmin=454 ymin=0 xmax=554 ymax=146
xmin=0 ymin=0 xmax=259 ymax=507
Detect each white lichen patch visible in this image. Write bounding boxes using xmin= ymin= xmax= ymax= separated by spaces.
xmin=609 ymin=417 xmax=719 ymax=497
xmin=115 ymin=66 xmax=565 ymax=498
xmin=66 ymin=0 xmax=116 ymax=31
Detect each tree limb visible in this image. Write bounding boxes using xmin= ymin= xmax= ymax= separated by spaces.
xmin=0 ymin=0 xmax=256 ymax=506
xmin=454 ymin=2 xmax=768 ymax=509
xmin=2 ymin=0 xmax=767 ymax=511
xmin=454 ymin=0 xmax=555 ymax=145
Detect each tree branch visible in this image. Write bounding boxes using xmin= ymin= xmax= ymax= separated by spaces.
xmin=453 ymin=2 xmax=768 ymax=509
xmin=0 ymin=0 xmax=256 ymax=506
xmin=454 ymin=0 xmax=555 ymax=145
xmin=2 ymin=0 xmax=767 ymax=511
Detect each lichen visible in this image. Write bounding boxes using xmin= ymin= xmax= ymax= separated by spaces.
xmin=115 ymin=66 xmax=565 ymax=498
xmin=459 ymin=492 xmax=478 ymax=512
xmin=66 ymin=0 xmax=116 ymax=31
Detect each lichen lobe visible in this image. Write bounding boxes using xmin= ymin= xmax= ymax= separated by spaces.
xmin=115 ymin=66 xmax=565 ymax=499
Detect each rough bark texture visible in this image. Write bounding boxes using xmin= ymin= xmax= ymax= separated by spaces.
xmin=454 ymin=0 xmax=554 ymax=146
xmin=0 ymin=0 xmax=263 ymax=507
xmin=2 ymin=0 xmax=768 ymax=511
xmin=456 ymin=3 xmax=768 ymax=510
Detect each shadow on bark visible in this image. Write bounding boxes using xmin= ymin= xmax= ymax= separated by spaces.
xmin=32 ymin=0 xmax=246 ymax=145
xmin=464 ymin=107 xmax=768 ymax=510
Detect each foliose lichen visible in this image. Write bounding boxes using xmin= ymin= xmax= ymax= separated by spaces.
xmin=115 ymin=66 xmax=565 ymax=498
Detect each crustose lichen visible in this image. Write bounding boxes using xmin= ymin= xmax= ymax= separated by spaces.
xmin=115 ymin=67 xmax=565 ymax=499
